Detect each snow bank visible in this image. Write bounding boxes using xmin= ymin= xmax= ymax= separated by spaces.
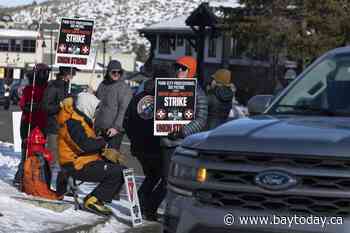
xmin=0 ymin=142 xmax=130 ymax=233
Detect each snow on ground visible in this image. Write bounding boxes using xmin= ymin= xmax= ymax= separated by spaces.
xmin=0 ymin=142 xmax=134 ymax=233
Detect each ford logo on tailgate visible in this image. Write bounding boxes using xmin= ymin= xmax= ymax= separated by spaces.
xmin=255 ymin=171 xmax=297 ymax=190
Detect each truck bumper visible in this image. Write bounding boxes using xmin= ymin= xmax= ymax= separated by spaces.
xmin=164 ymin=187 xmax=349 ymax=233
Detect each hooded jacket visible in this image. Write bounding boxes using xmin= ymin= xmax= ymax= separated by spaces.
xmin=207 ymin=86 xmax=234 ymax=130
xmin=42 ymin=79 xmax=70 ymax=134
xmin=95 ymin=77 xmax=133 ymax=132
xmin=20 ymin=84 xmax=48 ymax=138
xmin=57 ymin=97 xmax=106 ymax=170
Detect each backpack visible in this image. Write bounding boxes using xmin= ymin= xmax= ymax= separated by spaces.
xmin=23 ymin=152 xmax=61 ymax=200
xmin=22 ymin=127 xmax=61 ymax=200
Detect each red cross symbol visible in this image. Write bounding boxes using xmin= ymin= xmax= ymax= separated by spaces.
xmin=156 ymin=109 xmax=166 ymax=120
xmin=81 ymin=45 xmax=89 ymax=54
xmin=58 ymin=44 xmax=66 ymax=53
xmin=184 ymin=109 xmax=194 ymax=120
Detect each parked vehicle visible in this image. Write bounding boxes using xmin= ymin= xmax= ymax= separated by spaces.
xmin=164 ymin=46 xmax=350 ymax=233
xmin=0 ymin=83 xmax=10 ymax=110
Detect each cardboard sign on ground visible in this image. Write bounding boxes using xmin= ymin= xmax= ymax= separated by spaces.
xmin=55 ymin=18 xmax=94 ymax=69
xmin=123 ymin=169 xmax=143 ymax=227
xmin=154 ymin=78 xmax=197 ymax=136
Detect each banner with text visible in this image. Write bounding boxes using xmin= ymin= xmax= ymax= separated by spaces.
xmin=55 ymin=18 xmax=94 ymax=69
xmin=154 ymin=78 xmax=197 ymax=136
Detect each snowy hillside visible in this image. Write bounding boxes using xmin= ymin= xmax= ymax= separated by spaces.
xmin=10 ymin=0 xmax=207 ymax=52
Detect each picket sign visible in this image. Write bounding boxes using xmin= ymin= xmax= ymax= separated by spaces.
xmin=123 ymin=168 xmax=143 ymax=227
xmin=12 ymin=112 xmax=22 ymax=153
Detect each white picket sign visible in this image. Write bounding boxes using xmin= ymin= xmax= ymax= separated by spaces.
xmin=123 ymin=168 xmax=143 ymax=227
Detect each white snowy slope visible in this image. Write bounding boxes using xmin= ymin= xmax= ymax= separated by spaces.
xmin=0 ymin=142 xmax=135 ymax=233
xmin=10 ymin=0 xmax=212 ymax=52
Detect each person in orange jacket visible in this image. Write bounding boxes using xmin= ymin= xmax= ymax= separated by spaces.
xmin=57 ymin=93 xmax=125 ymax=216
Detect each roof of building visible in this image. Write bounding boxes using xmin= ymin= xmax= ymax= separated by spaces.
xmin=139 ymin=16 xmax=192 ymax=34
xmin=209 ymin=0 xmax=241 ymax=8
xmin=139 ymin=0 xmax=242 ymax=34
xmin=0 ymin=29 xmax=39 ymax=38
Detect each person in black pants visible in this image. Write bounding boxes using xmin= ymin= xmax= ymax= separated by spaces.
xmin=124 ymin=73 xmax=165 ymax=221
xmin=57 ymin=93 xmax=125 ymax=216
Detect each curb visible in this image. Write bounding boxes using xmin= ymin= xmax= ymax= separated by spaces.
xmin=125 ymin=222 xmax=162 ymax=233
xmin=52 ymin=218 xmax=161 ymax=233
xmin=52 ymin=218 xmax=109 ymax=233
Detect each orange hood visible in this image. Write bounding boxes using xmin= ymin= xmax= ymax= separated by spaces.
xmin=176 ymin=56 xmax=197 ymax=78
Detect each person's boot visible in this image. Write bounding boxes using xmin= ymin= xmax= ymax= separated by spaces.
xmin=83 ymin=195 xmax=113 ymax=216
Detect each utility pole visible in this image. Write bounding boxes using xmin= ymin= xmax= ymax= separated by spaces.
xmin=50 ymin=29 xmax=53 ymax=79
xmin=102 ymin=39 xmax=108 ymax=76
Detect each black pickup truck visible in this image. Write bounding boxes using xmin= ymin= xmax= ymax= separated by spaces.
xmin=164 ymin=46 xmax=350 ymax=233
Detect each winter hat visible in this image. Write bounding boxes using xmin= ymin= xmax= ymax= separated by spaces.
xmin=175 ymin=56 xmax=197 ymax=78
xmin=59 ymin=66 xmax=79 ymax=76
xmin=75 ymin=92 xmax=100 ymax=121
xmin=107 ymin=60 xmax=123 ymax=73
xmin=26 ymin=63 xmax=50 ymax=86
xmin=212 ymin=69 xmax=232 ymax=86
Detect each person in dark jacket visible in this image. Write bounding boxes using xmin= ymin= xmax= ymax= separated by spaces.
xmin=95 ymin=60 xmax=133 ymax=150
xmin=207 ymin=69 xmax=234 ymax=130
xmin=123 ymin=68 xmax=169 ymax=221
xmin=57 ymin=93 xmax=125 ymax=216
xmin=42 ymin=66 xmax=77 ymax=188
xmin=13 ymin=64 xmax=50 ymax=186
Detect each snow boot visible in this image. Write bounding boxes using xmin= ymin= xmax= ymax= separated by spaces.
xmin=83 ymin=195 xmax=113 ymax=216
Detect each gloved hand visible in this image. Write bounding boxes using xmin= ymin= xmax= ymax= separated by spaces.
xmin=168 ymin=126 xmax=184 ymax=140
xmin=101 ymin=148 xmax=126 ymax=164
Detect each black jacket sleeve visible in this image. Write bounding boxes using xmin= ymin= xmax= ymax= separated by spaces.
xmin=42 ymin=87 xmax=60 ymax=116
xmin=66 ymin=119 xmax=106 ymax=155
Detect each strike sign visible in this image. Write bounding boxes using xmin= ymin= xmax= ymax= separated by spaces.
xmin=154 ymin=78 xmax=197 ymax=136
xmin=55 ymin=18 xmax=94 ymax=69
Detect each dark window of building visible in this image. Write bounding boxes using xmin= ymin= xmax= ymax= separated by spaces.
xmin=159 ymin=36 xmax=171 ymax=54
xmin=208 ymin=37 xmax=217 ymax=58
xmin=177 ymin=36 xmax=184 ymax=46
xmin=10 ymin=39 xmax=21 ymax=52
xmin=0 ymin=39 xmax=9 ymax=51
xmin=230 ymin=37 xmax=249 ymax=58
xmin=185 ymin=39 xmax=192 ymax=56
xmin=22 ymin=40 xmax=36 ymax=53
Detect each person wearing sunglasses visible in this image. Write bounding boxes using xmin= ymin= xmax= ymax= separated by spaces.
xmin=160 ymin=56 xmax=208 ymax=208
xmin=95 ymin=60 xmax=133 ymax=151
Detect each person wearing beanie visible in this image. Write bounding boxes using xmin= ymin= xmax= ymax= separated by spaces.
xmin=207 ymin=68 xmax=235 ymax=130
xmin=95 ymin=60 xmax=133 ymax=150
xmin=163 ymin=56 xmax=208 ymax=143
xmin=42 ymin=65 xmax=78 ymax=190
xmin=13 ymin=63 xmax=50 ymax=187
xmin=157 ymin=56 xmax=208 ymax=215
xmin=56 ymin=93 xmax=125 ymax=216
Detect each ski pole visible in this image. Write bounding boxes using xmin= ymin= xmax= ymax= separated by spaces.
xmin=25 ymin=65 xmax=37 ymax=161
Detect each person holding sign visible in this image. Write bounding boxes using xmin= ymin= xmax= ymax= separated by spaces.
xmin=95 ymin=60 xmax=133 ymax=150
xmin=161 ymin=56 xmax=208 ymax=144
xmin=124 ymin=68 xmax=170 ymax=221
xmin=160 ymin=56 xmax=208 ymax=196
